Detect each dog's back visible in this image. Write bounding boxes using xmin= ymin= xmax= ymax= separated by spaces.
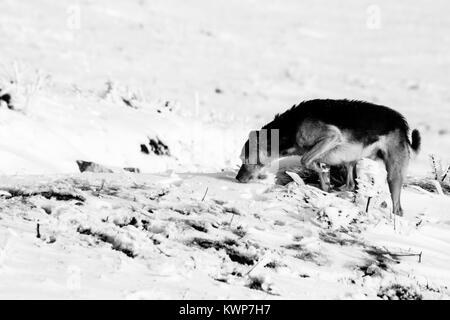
xmin=267 ymin=99 xmax=417 ymax=147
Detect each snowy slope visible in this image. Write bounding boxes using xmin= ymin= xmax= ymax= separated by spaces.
xmin=1 ymin=0 xmax=449 ymax=175
xmin=0 ymin=88 xmax=249 ymax=174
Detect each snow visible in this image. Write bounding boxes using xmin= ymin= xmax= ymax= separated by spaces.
xmin=0 ymin=0 xmax=449 ymax=299
xmin=0 ymin=172 xmax=449 ymax=299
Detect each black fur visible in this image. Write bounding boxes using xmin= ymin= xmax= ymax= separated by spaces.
xmin=263 ymin=99 xmax=412 ymax=148
xmin=411 ymin=129 xmax=421 ymax=153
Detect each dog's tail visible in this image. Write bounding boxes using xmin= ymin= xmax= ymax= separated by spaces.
xmin=410 ymin=129 xmax=421 ymax=154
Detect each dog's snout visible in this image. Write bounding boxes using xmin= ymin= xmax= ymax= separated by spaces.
xmin=235 ymin=171 xmax=246 ymax=183
xmin=236 ymin=175 xmax=249 ymax=183
xmin=236 ymin=164 xmax=259 ymax=183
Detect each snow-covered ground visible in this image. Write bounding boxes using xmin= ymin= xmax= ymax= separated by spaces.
xmin=0 ymin=173 xmax=449 ymax=299
xmin=0 ymin=0 xmax=449 ymax=299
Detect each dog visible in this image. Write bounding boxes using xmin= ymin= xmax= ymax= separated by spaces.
xmin=236 ymin=99 xmax=421 ymax=216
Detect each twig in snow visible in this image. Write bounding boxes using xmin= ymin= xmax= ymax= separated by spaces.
xmin=93 ymin=179 xmax=106 ymax=197
xmin=392 ymin=252 xmax=423 ymax=263
xmin=229 ymin=213 xmax=235 ymax=227
xmin=190 ymin=256 xmax=197 ymax=269
xmin=201 ymin=187 xmax=209 ymax=202
xmin=379 ymin=247 xmax=423 ymax=263
xmin=442 ymin=165 xmax=449 ymax=182
xmin=156 ymin=246 xmax=171 ymax=257
xmin=365 ymin=197 xmax=372 ymax=213
xmin=36 ymin=223 xmax=41 ymax=239
xmin=245 ymin=254 xmax=267 ymax=276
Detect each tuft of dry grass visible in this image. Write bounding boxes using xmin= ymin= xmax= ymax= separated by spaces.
xmin=407 ymin=178 xmax=450 ymax=195
xmin=0 ymin=61 xmax=51 ymax=112
xmin=429 ymin=154 xmax=449 ymax=183
xmin=407 ymin=155 xmax=450 ymax=196
xmin=100 ymin=80 xmax=147 ymax=109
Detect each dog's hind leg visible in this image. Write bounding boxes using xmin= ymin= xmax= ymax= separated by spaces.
xmin=300 ymin=125 xmax=342 ymax=168
xmin=382 ymin=144 xmax=409 ymax=216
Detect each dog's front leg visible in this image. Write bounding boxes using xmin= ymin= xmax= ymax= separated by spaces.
xmin=340 ymin=162 xmax=356 ymax=191
xmin=308 ymin=161 xmax=331 ymax=192
xmin=318 ymin=163 xmax=331 ymax=192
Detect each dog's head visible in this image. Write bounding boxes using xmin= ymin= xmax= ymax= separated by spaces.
xmin=236 ymin=131 xmax=270 ymax=183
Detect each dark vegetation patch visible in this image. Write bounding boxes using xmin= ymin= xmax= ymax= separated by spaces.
xmin=231 ymin=226 xmax=247 ymax=238
xmin=214 ymin=277 xmax=228 ymax=283
xmin=283 ymin=243 xmax=304 ymax=251
xmin=319 ymin=231 xmax=363 ymax=246
xmin=170 ymin=201 xmax=222 ymax=216
xmin=247 ymin=277 xmax=265 ymax=291
xmin=354 ymin=245 xmax=402 ymax=278
xmin=246 ymin=276 xmax=279 ymax=296
xmin=76 ymin=160 xmax=114 ymax=173
xmin=363 ymin=247 xmax=401 ymax=267
xmin=227 ymin=249 xmax=256 ymax=265
xmin=358 ymin=263 xmax=383 ymax=277
xmin=190 ymin=237 xmax=238 ymax=249
xmin=141 ymin=137 xmax=170 ymax=156
xmin=68 ymin=179 xmax=123 ymax=197
xmin=264 ymin=260 xmax=287 ymax=269
xmin=0 ymin=92 xmax=14 ymax=109
xmin=184 ymin=220 xmax=209 ymax=233
xmin=149 ymin=137 xmax=170 ymax=155
xmin=113 ymin=216 xmax=139 ymax=228
xmin=172 ymin=208 xmax=192 ymax=215
xmin=148 ymin=190 xmax=169 ymax=201
xmin=318 ymin=231 xmax=402 ymax=274
xmin=76 ymin=161 xmax=141 ymax=174
xmin=121 ymin=97 xmax=138 ymax=109
xmin=378 ymin=283 xmax=423 ymax=300
xmin=189 ymin=237 xmax=257 ymax=265
xmin=77 ymin=226 xmax=136 ymax=258
xmin=156 ymin=101 xmax=175 ymax=113
xmin=231 ymin=270 xmax=243 ymax=277
xmin=283 ymin=243 xmax=327 ymax=266
xmin=407 ymin=179 xmax=450 ymax=195
xmin=123 ymin=167 xmax=140 ymax=173
xmin=140 ymin=144 xmax=149 ymax=154
xmin=299 ymin=273 xmax=310 ymax=278
xmin=2 ymin=188 xmax=85 ymax=202
xmin=294 ymin=251 xmax=326 ymax=266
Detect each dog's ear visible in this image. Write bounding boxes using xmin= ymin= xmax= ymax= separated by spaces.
xmin=248 ymin=130 xmax=259 ymax=139
xmin=246 ymin=130 xmax=259 ymax=164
